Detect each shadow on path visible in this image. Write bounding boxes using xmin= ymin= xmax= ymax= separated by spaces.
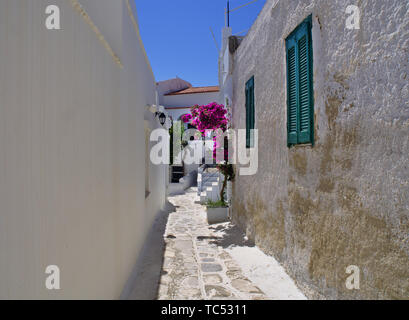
xmin=208 ymin=223 xmax=255 ymax=249
xmin=121 ymin=200 xmax=176 ymax=300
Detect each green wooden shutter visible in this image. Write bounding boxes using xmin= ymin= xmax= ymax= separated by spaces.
xmin=286 ymin=16 xmax=314 ymax=146
xmin=245 ymin=84 xmax=250 ymax=148
xmin=286 ymin=39 xmax=298 ymax=145
xmin=246 ymin=77 xmax=255 ymax=148
xmin=296 ymin=21 xmax=313 ymax=144
xmin=249 ymin=77 xmax=255 ymax=148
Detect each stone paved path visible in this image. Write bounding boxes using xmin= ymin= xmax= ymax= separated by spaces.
xmin=157 ymin=188 xmax=269 ymax=300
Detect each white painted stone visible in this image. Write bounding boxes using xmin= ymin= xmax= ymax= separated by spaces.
xmin=206 ymin=207 xmax=229 ymax=224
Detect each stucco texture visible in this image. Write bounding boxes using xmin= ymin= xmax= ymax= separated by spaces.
xmin=230 ymin=0 xmax=408 ymax=299
xmin=0 ymin=0 xmax=164 ymax=299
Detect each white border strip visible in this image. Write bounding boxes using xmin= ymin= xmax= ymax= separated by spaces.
xmin=69 ymin=0 xmax=123 ymax=68
xmin=125 ymin=0 xmax=156 ymax=83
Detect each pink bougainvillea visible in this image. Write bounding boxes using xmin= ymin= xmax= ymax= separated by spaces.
xmin=183 ymin=103 xmax=229 ymax=160
xmin=181 ymin=113 xmax=192 ymax=123
xmin=183 ymin=102 xmax=234 ymax=204
xmin=187 ymin=103 xmax=228 ymax=134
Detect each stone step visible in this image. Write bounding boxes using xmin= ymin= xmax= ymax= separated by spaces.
xmin=206 ymin=184 xmax=220 ymax=202
xmin=200 ymin=192 xmax=207 ymax=204
xmin=202 ymin=177 xmax=219 ymax=182
xmin=202 ymin=181 xmax=219 ymax=187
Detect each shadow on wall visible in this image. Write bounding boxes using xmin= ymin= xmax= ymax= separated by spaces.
xmin=121 ymin=201 xmax=176 ymax=300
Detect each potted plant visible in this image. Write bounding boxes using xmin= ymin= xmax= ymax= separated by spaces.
xmin=206 ymin=200 xmax=229 ymax=224
xmin=217 ymin=162 xmax=235 ymax=204
xmin=205 ymin=164 xmax=235 ymax=224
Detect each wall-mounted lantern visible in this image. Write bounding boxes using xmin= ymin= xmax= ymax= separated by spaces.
xmin=156 ymin=112 xmax=167 ymax=126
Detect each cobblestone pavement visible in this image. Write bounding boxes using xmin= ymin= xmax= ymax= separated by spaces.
xmin=157 ymin=188 xmax=269 ymax=300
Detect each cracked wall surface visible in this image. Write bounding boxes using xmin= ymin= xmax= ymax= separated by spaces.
xmin=230 ymin=0 xmax=408 ymax=299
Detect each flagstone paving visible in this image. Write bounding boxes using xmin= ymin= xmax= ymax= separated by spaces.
xmin=157 ymin=187 xmax=269 ymax=300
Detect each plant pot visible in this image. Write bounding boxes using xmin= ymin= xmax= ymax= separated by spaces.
xmin=206 ymin=207 xmax=229 ymax=224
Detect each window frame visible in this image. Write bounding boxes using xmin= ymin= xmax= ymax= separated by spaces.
xmin=285 ymin=15 xmax=314 ymax=148
xmin=245 ymin=76 xmax=255 ymax=149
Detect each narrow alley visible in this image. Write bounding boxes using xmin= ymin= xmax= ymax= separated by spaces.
xmin=1 ymin=0 xmax=407 ymax=303
xmin=156 ymin=188 xmax=306 ymax=300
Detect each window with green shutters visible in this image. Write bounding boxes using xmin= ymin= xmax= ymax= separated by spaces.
xmin=245 ymin=76 xmax=255 ymax=148
xmin=286 ymin=15 xmax=314 ymax=147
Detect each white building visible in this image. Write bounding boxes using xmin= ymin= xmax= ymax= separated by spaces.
xmin=0 ymin=0 xmax=167 ymax=299
xmin=157 ymin=78 xmax=220 ymax=187
xmin=158 ymin=78 xmax=220 ymax=123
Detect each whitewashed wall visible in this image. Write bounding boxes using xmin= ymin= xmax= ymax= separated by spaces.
xmin=165 ymin=107 xmax=192 ymax=122
xmin=161 ymin=91 xmax=220 ymax=109
xmin=163 ymin=92 xmax=221 ymax=128
xmin=0 ymin=0 xmax=165 ymax=299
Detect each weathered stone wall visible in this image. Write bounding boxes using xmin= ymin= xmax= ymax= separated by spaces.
xmin=231 ymin=0 xmax=408 ymax=299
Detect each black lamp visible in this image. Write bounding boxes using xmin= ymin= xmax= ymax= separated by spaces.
xmin=156 ymin=112 xmax=167 ymax=126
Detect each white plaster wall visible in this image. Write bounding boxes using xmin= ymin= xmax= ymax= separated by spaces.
xmin=80 ymin=0 xmax=122 ymax=57
xmin=163 ymin=91 xmax=221 ymax=125
xmin=230 ymin=0 xmax=408 ymax=299
xmin=161 ymin=91 xmax=220 ymax=109
xmin=166 ymin=108 xmax=192 ymax=122
xmin=0 ymin=0 xmax=163 ymax=299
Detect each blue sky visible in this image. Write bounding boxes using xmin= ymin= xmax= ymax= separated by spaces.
xmin=134 ymin=0 xmax=266 ymax=87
